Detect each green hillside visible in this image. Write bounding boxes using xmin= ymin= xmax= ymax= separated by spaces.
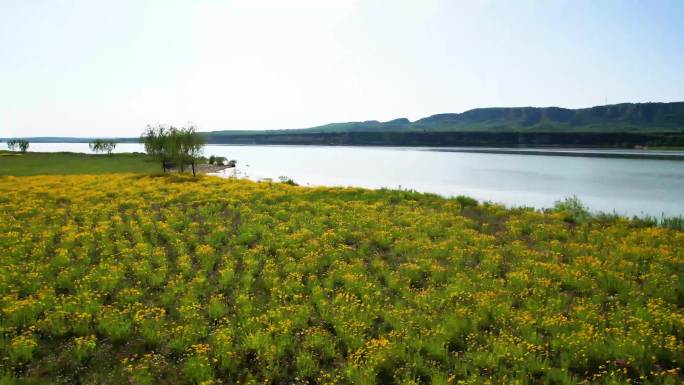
xmin=208 ymin=102 xmax=684 ymax=136
xmin=412 ymin=102 xmax=684 ymax=132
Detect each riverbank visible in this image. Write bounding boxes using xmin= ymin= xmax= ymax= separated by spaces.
xmin=7 ymin=142 xmax=684 ymax=161
xmin=7 ymin=130 xmax=684 ymax=148
xmin=4 ymin=145 xmax=683 ymax=218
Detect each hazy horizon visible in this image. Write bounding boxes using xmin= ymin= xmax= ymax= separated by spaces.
xmin=3 ymin=100 xmax=684 ymax=139
xmin=2 ymin=0 xmax=683 ymax=137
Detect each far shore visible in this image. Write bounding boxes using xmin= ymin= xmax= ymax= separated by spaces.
xmin=425 ymin=147 xmax=684 ymax=161
xmin=4 ymin=145 xmax=684 ymax=162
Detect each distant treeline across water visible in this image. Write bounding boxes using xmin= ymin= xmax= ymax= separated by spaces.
xmin=7 ymin=131 xmax=684 ymax=148
xmin=203 ymin=131 xmax=684 ymax=147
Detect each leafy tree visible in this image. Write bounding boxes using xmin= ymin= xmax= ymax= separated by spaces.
xmin=180 ymin=126 xmax=205 ymax=177
xmin=89 ymin=139 xmax=116 ymax=155
xmin=140 ymin=124 xmax=205 ymax=176
xmin=140 ymin=125 xmax=169 ymax=172
xmin=163 ymin=126 xmax=185 ymax=172
xmin=7 ymin=139 xmax=29 ymax=153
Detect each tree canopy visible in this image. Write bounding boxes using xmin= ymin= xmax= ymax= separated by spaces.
xmin=140 ymin=125 xmax=206 ymax=175
xmin=6 ymin=139 xmax=29 ymax=153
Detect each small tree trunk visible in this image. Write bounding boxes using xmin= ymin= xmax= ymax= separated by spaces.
xmin=162 ymin=160 xmax=166 ymax=173
xmin=192 ymin=161 xmax=196 ymax=177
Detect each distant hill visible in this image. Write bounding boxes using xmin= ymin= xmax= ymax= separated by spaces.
xmin=5 ymin=102 xmax=684 ymax=148
xmin=208 ymin=102 xmax=684 ymax=136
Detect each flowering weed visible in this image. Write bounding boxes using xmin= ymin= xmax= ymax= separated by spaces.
xmin=0 ymin=174 xmax=681 ymax=383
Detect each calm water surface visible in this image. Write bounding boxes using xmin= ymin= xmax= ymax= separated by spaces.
xmin=4 ymin=142 xmax=683 ymax=217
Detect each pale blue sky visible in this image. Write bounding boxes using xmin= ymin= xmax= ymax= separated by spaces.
xmin=1 ymin=0 xmax=683 ymax=137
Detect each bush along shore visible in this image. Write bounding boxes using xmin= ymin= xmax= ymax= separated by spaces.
xmin=0 ymin=175 xmax=682 ymax=384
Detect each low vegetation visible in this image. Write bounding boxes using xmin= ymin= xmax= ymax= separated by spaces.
xmin=553 ymin=196 xmax=684 ymax=230
xmin=0 ymin=174 xmax=681 ymax=384
xmin=209 ymin=156 xmax=236 ymax=168
xmin=0 ymin=151 xmax=159 ymax=176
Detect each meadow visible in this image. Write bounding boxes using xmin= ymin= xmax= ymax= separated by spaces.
xmin=0 ymin=174 xmax=682 ymax=384
xmin=0 ymin=151 xmax=159 ymax=176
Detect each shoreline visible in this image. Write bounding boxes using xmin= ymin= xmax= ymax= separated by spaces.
xmin=5 ymin=146 xmax=684 ymax=161
xmin=425 ymin=147 xmax=684 ymax=160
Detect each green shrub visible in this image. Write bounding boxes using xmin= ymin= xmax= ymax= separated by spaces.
xmin=206 ymin=294 xmax=227 ymax=320
xmin=631 ymin=215 xmax=659 ymax=228
xmin=72 ymin=335 xmax=97 ymax=363
xmin=183 ymin=345 xmax=213 ymax=384
xmin=8 ymin=334 xmax=37 ymax=364
xmin=661 ymin=215 xmax=684 ymax=230
xmin=278 ymin=176 xmax=298 ymax=185
xmin=454 ymin=195 xmax=478 ymax=207
xmin=553 ymin=195 xmax=591 ymax=224
xmin=96 ymin=308 xmax=132 ymax=343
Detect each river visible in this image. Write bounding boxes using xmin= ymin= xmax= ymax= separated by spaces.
xmin=3 ymin=142 xmax=683 ymax=217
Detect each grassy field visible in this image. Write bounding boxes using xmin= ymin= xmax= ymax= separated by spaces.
xmin=0 ymin=174 xmax=682 ymax=384
xmin=0 ymin=151 xmax=160 ymax=176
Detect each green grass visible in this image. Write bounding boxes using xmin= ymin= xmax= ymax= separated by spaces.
xmin=0 ymin=151 xmax=160 ymax=176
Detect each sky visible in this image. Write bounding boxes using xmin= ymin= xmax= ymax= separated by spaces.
xmin=1 ymin=0 xmax=683 ymax=137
